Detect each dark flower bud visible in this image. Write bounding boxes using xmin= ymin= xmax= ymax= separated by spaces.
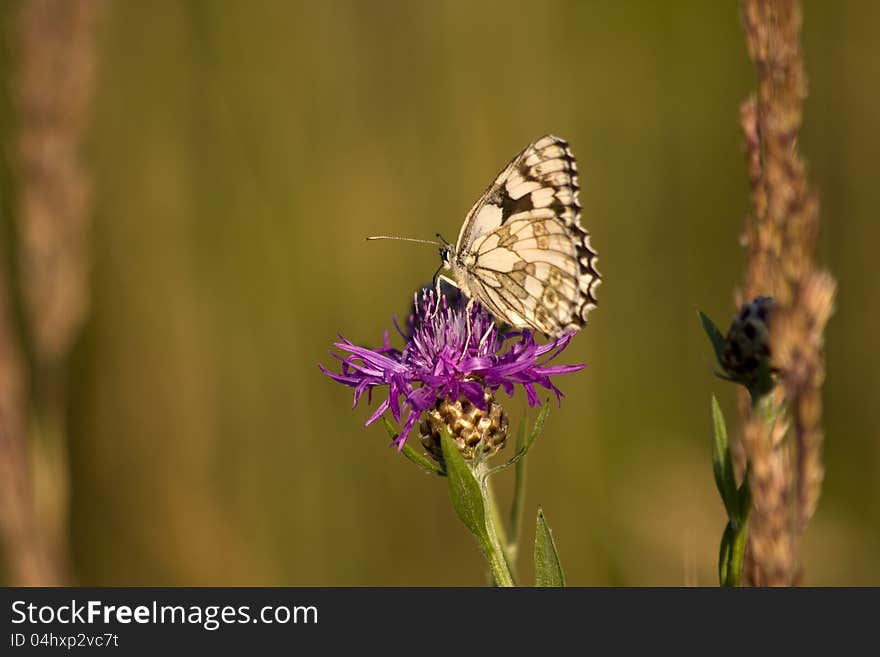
xmin=721 ymin=296 xmax=775 ymax=387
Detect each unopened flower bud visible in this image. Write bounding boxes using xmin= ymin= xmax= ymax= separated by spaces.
xmin=721 ymin=296 xmax=775 ymax=386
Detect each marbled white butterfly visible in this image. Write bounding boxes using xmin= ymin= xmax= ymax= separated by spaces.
xmin=371 ymin=134 xmax=601 ymax=339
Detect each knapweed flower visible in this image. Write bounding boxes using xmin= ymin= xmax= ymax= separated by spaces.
xmin=319 ymin=289 xmax=585 ymax=454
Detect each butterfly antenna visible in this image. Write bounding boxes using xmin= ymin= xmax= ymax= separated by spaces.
xmin=366 ymin=235 xmax=441 ymax=247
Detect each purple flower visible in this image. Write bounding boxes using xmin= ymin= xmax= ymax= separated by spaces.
xmin=319 ymin=290 xmax=585 ymax=449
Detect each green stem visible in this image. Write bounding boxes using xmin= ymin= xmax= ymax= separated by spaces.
xmin=727 ymin=521 xmax=749 ymax=586
xmin=720 ymin=514 xmax=750 ymax=587
xmin=729 ymin=460 xmax=754 ymax=586
xmin=477 ymin=466 xmax=515 ymax=587
xmin=754 ymin=394 xmax=780 ymax=434
xmin=482 ymin=475 xmax=517 ymax=585
xmin=481 ymin=538 xmax=515 ymax=588
xmin=719 ymin=389 xmax=775 ymax=587
xmin=506 ymin=421 xmax=528 ymax=569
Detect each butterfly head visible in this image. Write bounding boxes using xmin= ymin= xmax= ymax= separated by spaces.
xmin=434 ymin=233 xmax=455 ymax=266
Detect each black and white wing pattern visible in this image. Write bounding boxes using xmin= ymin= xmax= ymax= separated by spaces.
xmin=446 ymin=134 xmax=601 ymax=338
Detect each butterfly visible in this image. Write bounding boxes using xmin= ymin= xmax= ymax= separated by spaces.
xmin=371 ymin=134 xmax=601 ymax=339
xmin=438 ymin=134 xmax=601 ymax=338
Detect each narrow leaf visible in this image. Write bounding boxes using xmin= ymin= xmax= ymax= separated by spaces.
xmin=699 ymin=310 xmax=728 ymax=367
xmin=382 ymin=416 xmax=444 ymax=476
xmin=401 ymin=443 xmax=445 ymax=476
xmin=711 ymin=396 xmax=738 ymax=519
xmin=534 ymin=507 xmax=565 ymax=587
xmin=381 ymin=415 xmax=398 ymax=441
xmin=441 ymin=426 xmax=490 ymax=546
xmin=528 ymin=403 xmax=550 ymax=452
xmin=485 ymin=403 xmax=550 ymax=478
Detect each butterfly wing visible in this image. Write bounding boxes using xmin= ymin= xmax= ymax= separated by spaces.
xmin=453 ymin=134 xmax=601 ymax=337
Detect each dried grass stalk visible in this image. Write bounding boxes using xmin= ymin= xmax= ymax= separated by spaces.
xmin=0 ymin=0 xmax=101 ymax=585
xmin=738 ymin=0 xmax=836 ymax=586
xmin=0 ymin=283 xmax=61 ymax=584
xmin=16 ymin=0 xmax=99 ymax=364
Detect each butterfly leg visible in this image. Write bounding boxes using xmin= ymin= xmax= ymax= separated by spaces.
xmin=432 ymin=272 xmax=473 ymax=360
xmin=477 ymin=321 xmax=494 ymax=350
xmin=457 ymin=297 xmax=478 ymax=362
xmin=433 ymin=273 xmax=459 ymax=318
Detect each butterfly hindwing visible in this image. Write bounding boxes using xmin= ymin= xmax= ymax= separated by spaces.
xmin=451 ymin=135 xmax=601 ymax=338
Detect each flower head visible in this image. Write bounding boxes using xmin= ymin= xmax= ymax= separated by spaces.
xmin=320 ymin=289 xmax=584 ymax=450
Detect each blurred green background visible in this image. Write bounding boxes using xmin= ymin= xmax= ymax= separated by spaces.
xmin=4 ymin=0 xmax=879 ymax=585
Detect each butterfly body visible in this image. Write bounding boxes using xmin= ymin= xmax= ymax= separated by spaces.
xmin=439 ymin=134 xmax=601 ymax=339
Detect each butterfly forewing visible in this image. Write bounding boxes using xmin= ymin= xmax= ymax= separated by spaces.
xmin=450 ymin=134 xmax=601 ymax=338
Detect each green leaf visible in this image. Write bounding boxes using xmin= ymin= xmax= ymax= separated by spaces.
xmin=441 ymin=426 xmax=490 ymax=546
xmin=485 ymin=403 xmax=550 ymax=479
xmin=438 ymin=427 xmax=515 ymax=586
xmin=711 ymin=396 xmax=738 ymax=519
xmin=534 ymin=507 xmax=565 ymax=587
xmin=401 ymin=442 xmax=445 ymax=476
xmin=382 ymin=416 xmax=444 ymax=476
xmin=527 ymin=403 xmax=550 ymax=451
xmin=699 ymin=310 xmax=728 ymax=368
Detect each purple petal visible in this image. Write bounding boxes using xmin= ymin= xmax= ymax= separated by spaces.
xmin=322 ymin=288 xmax=587 ymax=449
xmin=364 ymin=398 xmax=391 ymax=426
